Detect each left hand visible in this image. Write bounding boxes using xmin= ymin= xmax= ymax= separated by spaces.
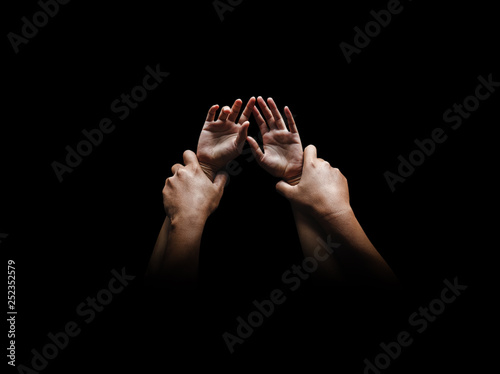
xmin=196 ymin=98 xmax=256 ymax=181
xmin=163 ymin=150 xmax=228 ymax=224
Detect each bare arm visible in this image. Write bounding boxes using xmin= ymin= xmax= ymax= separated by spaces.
xmin=145 ymin=150 xmax=227 ymax=288
xmin=291 ymin=205 xmax=344 ymax=282
xmin=277 ymin=145 xmax=399 ymax=287
xmin=248 ymin=97 xmax=344 ymax=282
xmin=146 ymin=217 xmax=171 ymax=279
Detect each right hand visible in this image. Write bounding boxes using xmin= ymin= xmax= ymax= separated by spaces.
xmin=276 ymin=145 xmax=352 ymax=222
xmin=247 ymin=97 xmax=303 ymax=184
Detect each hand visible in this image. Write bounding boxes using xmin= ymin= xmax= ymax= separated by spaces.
xmin=163 ymin=150 xmax=228 ymax=224
xmin=247 ymin=97 xmax=303 ymax=184
xmin=276 ymin=145 xmax=352 ymax=222
xmin=196 ymin=98 xmax=256 ymax=181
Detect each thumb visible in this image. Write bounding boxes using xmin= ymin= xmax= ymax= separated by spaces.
xmin=213 ymin=171 xmax=229 ymax=191
xmin=276 ymin=180 xmax=295 ymax=200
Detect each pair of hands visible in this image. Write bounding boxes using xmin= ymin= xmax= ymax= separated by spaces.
xmin=196 ymin=96 xmax=303 ymax=183
xmin=162 ymin=97 xmax=352 ymax=226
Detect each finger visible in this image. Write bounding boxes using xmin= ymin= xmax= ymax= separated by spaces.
xmin=205 ymin=104 xmax=219 ymax=122
xmin=247 ymin=136 xmax=265 ymax=163
xmin=235 ymin=121 xmax=250 ymax=150
xmin=183 ymin=150 xmax=199 ymax=167
xmin=171 ymin=163 xmax=183 ymax=175
xmin=303 ymin=145 xmax=318 ymax=164
xmin=238 ymin=97 xmax=256 ymax=124
xmin=284 ymin=106 xmax=298 ymax=134
xmin=228 ymin=99 xmax=243 ymax=122
xmin=267 ymin=98 xmax=286 ymax=130
xmin=213 ymin=171 xmax=229 ymax=190
xmin=218 ymin=106 xmax=231 ymax=121
xmin=257 ymin=96 xmax=276 ymax=129
xmin=252 ymin=106 xmax=269 ymax=137
xmin=276 ymin=180 xmax=295 ymax=199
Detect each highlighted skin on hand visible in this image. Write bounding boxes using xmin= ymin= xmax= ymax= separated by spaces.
xmin=197 ymin=98 xmax=256 ymax=181
xmin=164 ymin=150 xmax=228 ymax=223
xmin=276 ymin=145 xmax=352 ymax=222
xmin=247 ymin=97 xmax=303 ymax=184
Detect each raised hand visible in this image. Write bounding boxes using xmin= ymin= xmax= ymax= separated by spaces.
xmin=197 ymin=98 xmax=256 ymax=181
xmin=247 ymin=97 xmax=303 ymax=184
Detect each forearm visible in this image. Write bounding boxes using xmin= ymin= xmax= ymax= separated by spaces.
xmin=291 ymin=204 xmax=344 ymax=282
xmin=146 ymin=217 xmax=171 ymax=279
xmin=147 ymin=215 xmax=207 ymax=288
xmin=317 ymin=208 xmax=399 ymax=286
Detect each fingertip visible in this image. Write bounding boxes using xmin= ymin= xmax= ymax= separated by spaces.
xmin=304 ymin=144 xmax=317 ymax=160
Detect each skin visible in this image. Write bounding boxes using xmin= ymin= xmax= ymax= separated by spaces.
xmin=247 ymin=97 xmax=303 ymax=183
xmin=196 ymin=98 xmax=256 ymax=181
xmin=248 ymin=97 xmax=344 ymax=282
xmin=276 ymin=145 xmax=399 ymax=287
xmin=147 ymin=97 xmax=397 ymax=288
xmin=146 ymin=150 xmax=228 ymax=288
xmin=147 ymin=100 xmax=256 ymax=288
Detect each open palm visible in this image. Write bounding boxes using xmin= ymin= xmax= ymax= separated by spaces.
xmin=247 ymin=97 xmax=303 ymax=183
xmin=197 ymin=98 xmax=255 ymax=178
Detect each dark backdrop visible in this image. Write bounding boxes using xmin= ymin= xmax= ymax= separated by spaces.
xmin=2 ymin=0 xmax=498 ymax=373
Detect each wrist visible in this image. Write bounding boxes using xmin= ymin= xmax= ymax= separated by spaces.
xmin=198 ymin=161 xmax=218 ymax=182
xmin=169 ymin=212 xmax=208 ymax=230
xmin=316 ymin=206 xmax=356 ymax=235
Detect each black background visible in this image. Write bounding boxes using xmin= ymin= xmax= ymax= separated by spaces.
xmin=2 ymin=0 xmax=498 ymax=372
